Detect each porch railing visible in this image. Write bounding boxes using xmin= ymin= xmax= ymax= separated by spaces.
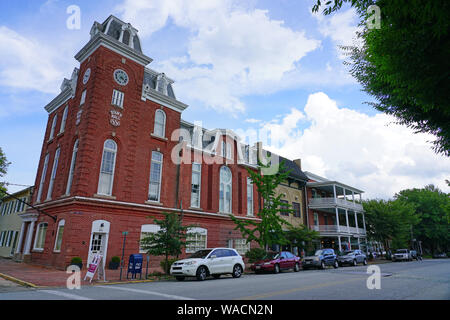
xmin=308 ymin=197 xmax=363 ymax=211
xmin=312 ymin=225 xmax=366 ymax=235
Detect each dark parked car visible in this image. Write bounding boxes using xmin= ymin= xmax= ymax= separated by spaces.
xmin=250 ymin=251 xmax=301 ymax=274
xmin=302 ymin=248 xmax=339 ymax=270
xmin=337 ymin=250 xmax=367 ymax=266
xmin=432 ymin=252 xmax=448 ymax=259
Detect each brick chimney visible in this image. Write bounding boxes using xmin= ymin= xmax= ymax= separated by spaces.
xmin=293 ymin=159 xmax=301 ymax=170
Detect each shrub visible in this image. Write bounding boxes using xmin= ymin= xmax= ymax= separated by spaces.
xmin=70 ymin=257 xmax=82 ymax=265
xmin=111 ymin=256 xmax=120 ymax=263
xmin=245 ymin=248 xmax=267 ymax=263
xmin=160 ymin=258 xmax=178 ymax=273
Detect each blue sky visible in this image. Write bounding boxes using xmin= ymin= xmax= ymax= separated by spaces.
xmin=0 ymin=0 xmax=449 ymax=198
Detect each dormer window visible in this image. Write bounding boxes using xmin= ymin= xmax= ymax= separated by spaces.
xmin=156 ymin=73 xmax=169 ymax=95
xmin=102 ymin=17 xmax=142 ymax=53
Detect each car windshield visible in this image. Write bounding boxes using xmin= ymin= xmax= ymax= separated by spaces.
xmin=264 ymin=252 xmax=280 ymax=260
xmin=314 ymin=250 xmax=323 ymax=256
xmin=189 ymin=249 xmax=212 ymax=259
xmin=396 ymin=249 xmax=408 ymax=253
xmin=343 ymin=251 xmax=355 ymax=255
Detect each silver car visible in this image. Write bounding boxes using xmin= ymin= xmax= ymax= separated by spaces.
xmin=337 ymin=250 xmax=367 ymax=266
xmin=392 ymin=249 xmax=412 ymax=261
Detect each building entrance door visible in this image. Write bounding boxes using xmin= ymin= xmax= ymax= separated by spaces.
xmin=88 ymin=233 xmax=106 ymax=265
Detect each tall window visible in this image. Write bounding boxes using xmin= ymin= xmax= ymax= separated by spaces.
xmin=292 ymin=202 xmax=301 ymax=218
xmin=280 ymin=200 xmax=289 ymax=216
xmin=111 ymin=89 xmax=124 ymax=108
xmin=33 ymin=223 xmax=48 ymax=251
xmin=186 ymin=227 xmax=207 ymax=253
xmin=59 ymin=105 xmax=68 ymax=134
xmin=53 ymin=220 xmax=65 ymax=252
xmin=247 ymin=177 xmax=254 ymax=216
xmin=139 ymin=224 xmax=160 ymax=253
xmin=46 ymin=148 xmax=60 ymax=200
xmin=219 ymin=166 xmax=232 ymax=213
xmin=313 ymin=212 xmax=319 ymax=226
xmin=97 ymin=139 xmax=117 ymax=196
xmin=49 ymin=114 xmax=57 ymax=140
xmin=191 ymin=163 xmax=201 ymax=208
xmin=148 ymin=151 xmax=163 ymax=202
xmin=66 ymin=139 xmax=79 ymax=195
xmin=80 ymin=89 xmax=86 ymax=106
xmin=154 ymin=109 xmax=166 ymax=137
xmin=221 ymin=141 xmax=232 ymax=159
xmin=37 ymin=153 xmax=50 ymax=202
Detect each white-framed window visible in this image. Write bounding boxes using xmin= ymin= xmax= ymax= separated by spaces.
xmin=313 ymin=212 xmax=319 ymax=226
xmin=53 ymin=219 xmax=65 ymax=252
xmin=234 ymin=238 xmax=251 ymax=255
xmin=80 ymin=89 xmax=86 ymax=106
xmin=139 ymin=224 xmax=161 ymax=253
xmin=111 ymin=89 xmax=124 ymax=108
xmin=6 ymin=231 xmax=13 ymax=247
xmin=247 ymin=177 xmax=254 ymax=216
xmin=33 ymin=223 xmax=48 ymax=251
xmin=148 ymin=151 xmax=163 ymax=202
xmin=66 ymin=139 xmax=79 ymax=195
xmin=97 ymin=139 xmax=117 ymax=196
xmin=49 ymin=114 xmax=58 ymax=140
xmin=186 ymin=227 xmax=207 ymax=253
xmin=0 ymin=202 xmax=4 ymax=216
xmin=0 ymin=231 xmax=6 ymax=246
xmin=36 ymin=153 xmax=50 ymax=202
xmin=60 ymin=105 xmax=68 ymax=134
xmin=190 ymin=163 xmax=201 ymax=208
xmin=153 ymin=109 xmax=166 ymax=138
xmin=46 ymin=147 xmax=60 ymax=200
xmin=219 ymin=166 xmax=232 ymax=213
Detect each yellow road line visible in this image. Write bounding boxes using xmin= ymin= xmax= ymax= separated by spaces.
xmin=0 ymin=272 xmax=39 ymax=288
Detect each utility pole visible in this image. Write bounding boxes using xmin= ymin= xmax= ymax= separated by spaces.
xmin=119 ymin=231 xmax=128 ymax=281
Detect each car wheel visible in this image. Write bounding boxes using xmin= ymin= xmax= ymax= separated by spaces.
xmin=274 ymin=264 xmax=280 ymax=274
xmin=175 ymin=276 xmax=185 ymax=281
xmin=196 ymin=266 xmax=207 ymax=281
xmin=320 ymin=261 xmax=325 ymax=269
xmin=212 ymin=274 xmax=221 ymax=279
xmin=363 ymin=259 xmax=367 ymax=265
xmin=232 ymin=265 xmax=243 ymax=278
xmin=294 ymin=263 xmax=300 ymax=272
xmin=333 ymin=260 xmax=339 ymax=269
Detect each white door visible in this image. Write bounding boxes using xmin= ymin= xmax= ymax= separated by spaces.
xmin=88 ymin=233 xmax=106 ymax=265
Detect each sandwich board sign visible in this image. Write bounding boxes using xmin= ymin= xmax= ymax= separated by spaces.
xmin=83 ymin=254 xmax=105 ymax=283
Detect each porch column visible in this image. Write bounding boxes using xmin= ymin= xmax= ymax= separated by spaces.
xmin=352 ymin=191 xmax=355 ymax=204
xmin=357 ymin=237 xmax=361 ymax=250
xmin=345 ymin=209 xmax=349 ymax=233
xmin=335 ymin=207 xmax=340 ymax=232
xmin=348 ymin=237 xmax=351 ymax=250
xmin=343 ymin=188 xmax=346 ymax=200
xmin=338 ymin=236 xmax=342 ymax=252
xmin=354 ymin=212 xmax=359 ymax=234
xmin=362 ymin=212 xmax=367 ymax=233
xmin=23 ymin=221 xmax=35 ymax=255
xmin=333 ymin=184 xmax=337 ymax=200
xmin=15 ymin=222 xmax=26 ymax=254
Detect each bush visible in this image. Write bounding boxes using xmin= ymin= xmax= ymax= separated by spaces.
xmin=245 ymin=248 xmax=267 ymax=263
xmin=70 ymin=257 xmax=82 ymax=264
xmin=160 ymin=258 xmax=178 ymax=273
xmin=111 ymin=256 xmax=120 ymax=263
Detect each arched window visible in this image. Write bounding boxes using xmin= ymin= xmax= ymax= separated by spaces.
xmin=66 ymin=139 xmax=79 ymax=195
xmin=33 ymin=222 xmax=48 ymax=251
xmin=53 ymin=219 xmax=65 ymax=252
xmin=154 ymin=109 xmax=166 ymax=138
xmin=97 ymin=139 xmax=117 ymax=196
xmin=49 ymin=114 xmax=57 ymax=140
xmin=36 ymin=153 xmax=50 ymax=203
xmin=219 ymin=166 xmax=232 ymax=213
xmin=247 ymin=177 xmax=253 ymax=216
xmin=148 ymin=151 xmax=163 ymax=202
xmin=60 ymin=105 xmax=68 ymax=134
xmin=46 ymin=147 xmax=60 ymax=200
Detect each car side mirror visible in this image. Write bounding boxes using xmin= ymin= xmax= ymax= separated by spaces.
xmin=280 ymin=256 xmax=284 ymax=260
xmin=209 ymin=254 xmax=216 ymax=259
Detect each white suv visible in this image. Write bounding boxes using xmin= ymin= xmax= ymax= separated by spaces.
xmin=392 ymin=249 xmax=412 ymax=261
xmin=170 ymin=248 xmax=245 ymax=281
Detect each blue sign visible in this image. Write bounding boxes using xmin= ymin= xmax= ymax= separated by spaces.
xmin=127 ymin=254 xmax=143 ymax=279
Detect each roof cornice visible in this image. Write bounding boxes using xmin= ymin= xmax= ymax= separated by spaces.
xmin=44 ymin=87 xmax=72 ymax=114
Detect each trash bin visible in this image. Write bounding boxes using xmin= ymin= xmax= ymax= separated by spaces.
xmin=127 ymin=254 xmax=143 ymax=279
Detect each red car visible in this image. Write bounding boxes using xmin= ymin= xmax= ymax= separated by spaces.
xmin=250 ymin=251 xmax=301 ymax=274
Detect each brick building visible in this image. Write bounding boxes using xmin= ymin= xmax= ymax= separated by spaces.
xmin=15 ymin=15 xmax=261 ymax=270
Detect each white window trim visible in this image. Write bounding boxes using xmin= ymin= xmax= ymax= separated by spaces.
xmin=186 ymin=227 xmax=207 ymax=253
xmin=46 ymin=148 xmax=60 ymax=201
xmin=219 ymin=166 xmax=232 ymax=214
xmin=139 ymin=224 xmax=161 ymax=253
xmin=49 ymin=114 xmax=57 ymax=141
xmin=33 ymin=223 xmax=48 ymax=251
xmin=148 ymin=151 xmax=163 ymax=202
xmin=53 ymin=219 xmax=65 ymax=252
xmin=80 ymin=89 xmax=86 ymax=106
xmin=190 ymin=162 xmax=202 ymax=208
xmin=247 ymin=177 xmax=254 ymax=216
xmin=111 ymin=89 xmax=124 ymax=108
xmin=66 ymin=140 xmax=79 ymax=195
xmin=59 ymin=105 xmax=68 ymax=134
xmin=97 ymin=140 xmax=117 ymax=196
xmin=36 ymin=153 xmax=50 ymax=203
xmin=153 ymin=109 xmax=166 ymax=138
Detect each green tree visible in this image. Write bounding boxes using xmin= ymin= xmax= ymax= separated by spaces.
xmin=285 ymin=225 xmax=320 ymax=254
xmin=140 ymin=212 xmax=196 ymax=274
xmin=230 ymin=160 xmax=293 ymax=251
xmin=313 ymin=0 xmax=450 ymax=155
xmin=395 ymin=185 xmax=450 ymax=254
xmin=0 ymin=147 xmax=11 ymax=196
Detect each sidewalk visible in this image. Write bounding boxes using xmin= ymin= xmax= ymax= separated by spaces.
xmin=0 ymin=258 xmax=153 ymax=288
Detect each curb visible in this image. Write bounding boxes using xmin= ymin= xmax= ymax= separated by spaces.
xmin=92 ymin=279 xmax=155 ymax=286
xmin=0 ymin=273 xmax=39 ymax=288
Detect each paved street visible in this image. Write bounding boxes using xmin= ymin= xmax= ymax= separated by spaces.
xmin=0 ymin=259 xmax=448 ymax=300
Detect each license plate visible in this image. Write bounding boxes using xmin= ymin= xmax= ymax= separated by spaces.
xmin=305 ymin=261 xmax=311 ymax=264
xmin=255 ymin=266 xmax=261 ymax=269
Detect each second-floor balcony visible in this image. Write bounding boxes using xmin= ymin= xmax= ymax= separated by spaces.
xmin=312 ymin=224 xmax=366 ymax=236
xmin=308 ymin=197 xmax=363 ymax=212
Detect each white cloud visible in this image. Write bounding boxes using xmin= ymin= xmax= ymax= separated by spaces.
xmin=259 ymin=92 xmax=450 ymax=199
xmin=116 ymin=0 xmax=321 ymax=113
xmin=0 ymin=26 xmax=67 ymax=94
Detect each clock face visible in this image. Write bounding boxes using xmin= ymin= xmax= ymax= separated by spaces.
xmin=83 ymin=68 xmax=91 ymax=85
xmin=114 ymin=69 xmax=129 ymax=86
